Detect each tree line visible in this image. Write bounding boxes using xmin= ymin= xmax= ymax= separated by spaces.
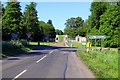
xmin=1 ymin=0 xmax=63 ymax=42
xmin=87 ymin=2 xmax=120 ymax=48
xmin=64 ymin=1 xmax=120 ymax=48
xmin=1 ymin=0 xmax=120 ymax=47
xmin=64 ymin=17 xmax=88 ymax=38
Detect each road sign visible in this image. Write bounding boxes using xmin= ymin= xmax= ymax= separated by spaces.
xmin=68 ymin=40 xmax=71 ymax=44
xmin=88 ymin=35 xmax=105 ymax=39
xmin=26 ymin=33 xmax=31 ymax=39
xmin=11 ymin=33 xmax=18 ymax=39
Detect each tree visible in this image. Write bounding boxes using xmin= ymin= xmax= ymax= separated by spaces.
xmin=39 ymin=20 xmax=56 ymax=42
xmin=0 ymin=3 xmax=5 ymax=29
xmin=99 ymin=4 xmax=120 ymax=47
xmin=65 ymin=17 xmax=83 ymax=28
xmin=2 ymin=0 xmax=22 ymax=40
xmin=78 ymin=20 xmax=88 ymax=37
xmin=0 ymin=3 xmax=5 ymax=16
xmin=47 ymin=20 xmax=56 ymax=41
xmin=20 ymin=2 xmax=39 ymax=40
xmin=55 ymin=29 xmax=63 ymax=35
xmin=47 ymin=19 xmax=53 ymax=26
xmin=64 ymin=17 xmax=85 ymax=38
xmin=87 ymin=2 xmax=109 ymax=35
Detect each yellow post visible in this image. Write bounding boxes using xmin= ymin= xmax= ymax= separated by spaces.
xmin=86 ymin=42 xmax=92 ymax=52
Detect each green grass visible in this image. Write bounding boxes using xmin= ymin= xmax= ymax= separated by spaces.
xmin=67 ymin=42 xmax=85 ymax=48
xmin=77 ymin=50 xmax=118 ymax=78
xmin=2 ymin=40 xmax=55 ymax=58
xmin=70 ymin=42 xmax=118 ymax=78
xmin=2 ymin=40 xmax=32 ymax=58
xmin=58 ymin=35 xmax=64 ymax=42
xmin=29 ymin=42 xmax=55 ymax=46
xmin=68 ymin=42 xmax=118 ymax=78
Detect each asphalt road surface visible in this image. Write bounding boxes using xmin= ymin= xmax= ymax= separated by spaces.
xmin=1 ymin=43 xmax=95 ymax=80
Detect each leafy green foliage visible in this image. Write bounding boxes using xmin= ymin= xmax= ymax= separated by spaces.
xmin=47 ymin=20 xmax=56 ymax=39
xmin=87 ymin=2 xmax=119 ymax=48
xmin=99 ymin=4 xmax=120 ymax=47
xmin=58 ymin=35 xmax=64 ymax=42
xmin=64 ymin=17 xmax=88 ymax=38
xmin=55 ymin=29 xmax=63 ymax=35
xmin=2 ymin=0 xmax=22 ymax=40
xmin=47 ymin=19 xmax=53 ymax=26
xmin=20 ymin=2 xmax=39 ymax=40
xmin=87 ymin=2 xmax=109 ymax=35
xmin=65 ymin=17 xmax=83 ymax=28
xmin=64 ymin=27 xmax=77 ymax=38
xmin=0 ymin=3 xmax=5 ymax=16
xmin=39 ymin=20 xmax=56 ymax=41
xmin=2 ymin=40 xmax=32 ymax=57
xmin=0 ymin=2 xmax=3 ymax=30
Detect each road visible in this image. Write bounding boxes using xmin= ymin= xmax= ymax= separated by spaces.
xmin=1 ymin=43 xmax=95 ymax=80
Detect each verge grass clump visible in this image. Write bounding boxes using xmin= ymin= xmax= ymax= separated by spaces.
xmin=77 ymin=49 xmax=118 ymax=78
xmin=2 ymin=40 xmax=32 ymax=58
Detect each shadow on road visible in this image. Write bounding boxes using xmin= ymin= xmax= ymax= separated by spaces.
xmin=2 ymin=45 xmax=79 ymax=60
xmin=30 ymin=45 xmax=77 ymax=50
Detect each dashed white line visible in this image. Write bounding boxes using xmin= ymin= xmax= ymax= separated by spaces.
xmin=12 ymin=69 xmax=27 ymax=80
xmin=36 ymin=50 xmax=55 ymax=63
xmin=36 ymin=55 xmax=47 ymax=63
xmin=49 ymin=50 xmax=54 ymax=54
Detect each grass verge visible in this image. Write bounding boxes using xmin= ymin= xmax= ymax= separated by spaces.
xmin=67 ymin=41 xmax=85 ymax=48
xmin=29 ymin=42 xmax=55 ymax=46
xmin=70 ymin=42 xmax=118 ymax=78
xmin=76 ymin=50 xmax=118 ymax=78
xmin=2 ymin=40 xmax=32 ymax=58
xmin=58 ymin=35 xmax=64 ymax=42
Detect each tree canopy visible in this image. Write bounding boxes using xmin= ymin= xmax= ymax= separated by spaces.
xmin=39 ymin=20 xmax=56 ymax=41
xmin=2 ymin=1 xmax=120 ymax=47
xmin=55 ymin=29 xmax=63 ymax=35
xmin=2 ymin=0 xmax=22 ymax=40
xmin=87 ymin=2 xmax=109 ymax=35
xmin=87 ymin=2 xmax=120 ymax=48
xmin=65 ymin=17 xmax=84 ymax=28
xmin=2 ymin=1 xmax=56 ymax=42
xmin=99 ymin=4 xmax=120 ymax=47
xmin=64 ymin=17 xmax=88 ymax=38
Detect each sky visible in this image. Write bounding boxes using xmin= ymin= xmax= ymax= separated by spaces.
xmin=3 ymin=2 xmax=91 ymax=31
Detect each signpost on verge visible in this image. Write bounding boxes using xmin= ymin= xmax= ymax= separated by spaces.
xmin=26 ymin=32 xmax=31 ymax=45
xmin=87 ymin=35 xmax=105 ymax=51
xmin=11 ymin=33 xmax=18 ymax=40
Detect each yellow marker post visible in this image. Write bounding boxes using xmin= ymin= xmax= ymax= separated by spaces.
xmin=86 ymin=42 xmax=92 ymax=52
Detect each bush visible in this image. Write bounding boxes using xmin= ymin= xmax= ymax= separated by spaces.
xmin=2 ymin=40 xmax=32 ymax=57
xmin=10 ymin=40 xmax=23 ymax=47
xmin=20 ymin=39 xmax=28 ymax=46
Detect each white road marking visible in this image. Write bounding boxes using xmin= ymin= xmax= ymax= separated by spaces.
xmin=12 ymin=69 xmax=27 ymax=80
xmin=36 ymin=50 xmax=55 ymax=63
xmin=49 ymin=50 xmax=54 ymax=54
xmin=36 ymin=55 xmax=47 ymax=63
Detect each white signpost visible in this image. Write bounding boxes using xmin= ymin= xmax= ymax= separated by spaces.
xmin=11 ymin=33 xmax=18 ymax=39
xmin=26 ymin=33 xmax=31 ymax=39
xmin=26 ymin=33 xmax=31 ymax=45
xmin=88 ymin=35 xmax=105 ymax=39
xmin=88 ymin=35 xmax=106 ymax=50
